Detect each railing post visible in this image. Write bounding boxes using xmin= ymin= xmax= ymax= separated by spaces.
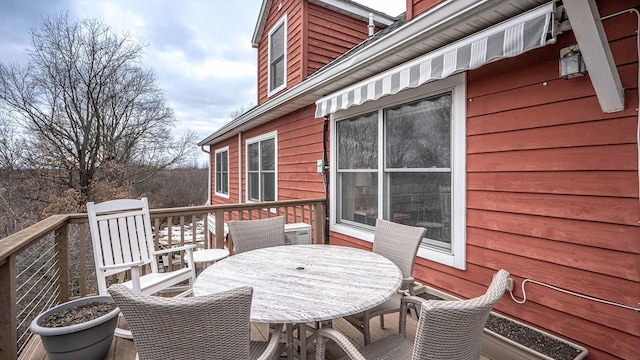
xmin=214 ymin=208 xmax=225 ymax=249
xmin=314 ymin=202 xmax=326 ymax=244
xmin=55 ymin=224 xmax=69 ymax=302
xmin=0 ymin=256 xmax=18 ymax=360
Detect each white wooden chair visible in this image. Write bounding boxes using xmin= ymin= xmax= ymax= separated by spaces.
xmin=87 ymin=197 xmax=196 ymax=339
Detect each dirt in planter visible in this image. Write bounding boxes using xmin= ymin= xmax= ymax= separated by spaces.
xmin=41 ymin=302 xmax=117 ymax=328
xmin=417 ymin=293 xmax=582 ymax=360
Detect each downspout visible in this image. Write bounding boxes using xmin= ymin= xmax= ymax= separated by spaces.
xmin=323 ymin=115 xmax=330 ymax=244
xmin=200 ymin=145 xmax=211 ymax=205
xmin=238 ymin=132 xmax=243 ymax=203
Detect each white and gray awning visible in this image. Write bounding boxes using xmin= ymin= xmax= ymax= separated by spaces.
xmin=315 ymin=3 xmax=556 ymax=118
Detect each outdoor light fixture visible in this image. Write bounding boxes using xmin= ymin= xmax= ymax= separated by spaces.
xmin=559 ymin=45 xmax=587 ymax=79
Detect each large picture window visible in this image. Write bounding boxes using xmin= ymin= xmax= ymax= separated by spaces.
xmin=246 ymin=132 xmax=277 ymax=202
xmin=268 ymin=15 xmax=287 ymax=96
xmin=332 ymin=74 xmax=466 ymax=269
xmin=215 ymin=147 xmax=229 ymax=198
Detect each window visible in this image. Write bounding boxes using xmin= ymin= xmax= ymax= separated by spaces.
xmin=246 ymin=131 xmax=277 ymax=202
xmin=332 ymin=74 xmax=466 ymax=269
xmin=268 ymin=15 xmax=287 ymax=96
xmin=215 ymin=147 xmax=229 ymax=198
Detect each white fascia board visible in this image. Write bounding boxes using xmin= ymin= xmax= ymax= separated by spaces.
xmin=563 ymin=0 xmax=624 ymax=113
xmin=252 ymin=0 xmax=272 ymax=48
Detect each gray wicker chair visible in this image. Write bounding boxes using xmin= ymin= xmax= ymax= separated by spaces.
xmin=108 ymin=284 xmax=284 ymax=360
xmin=344 ymin=218 xmax=427 ymax=345
xmin=227 ymin=216 xmax=286 ymax=254
xmin=316 ymin=269 xmax=510 ymax=360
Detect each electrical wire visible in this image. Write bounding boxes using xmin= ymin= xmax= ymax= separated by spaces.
xmin=510 ymin=278 xmax=640 ymax=312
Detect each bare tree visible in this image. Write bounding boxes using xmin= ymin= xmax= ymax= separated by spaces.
xmin=0 ymin=12 xmax=197 ymax=206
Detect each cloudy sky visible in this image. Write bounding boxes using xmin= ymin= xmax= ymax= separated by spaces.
xmin=0 ymin=0 xmax=405 ymax=160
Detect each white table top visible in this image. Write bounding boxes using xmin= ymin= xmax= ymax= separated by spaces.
xmin=193 ymin=244 xmax=402 ymax=323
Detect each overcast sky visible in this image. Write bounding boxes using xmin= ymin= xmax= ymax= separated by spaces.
xmin=0 ymin=0 xmax=405 ymax=160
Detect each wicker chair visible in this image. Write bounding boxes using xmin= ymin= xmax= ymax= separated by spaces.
xmin=316 ymin=269 xmax=510 ymax=360
xmin=108 ymin=284 xmax=285 ymax=360
xmin=344 ymin=218 xmax=427 ymax=345
xmin=227 ymin=216 xmax=286 ymax=254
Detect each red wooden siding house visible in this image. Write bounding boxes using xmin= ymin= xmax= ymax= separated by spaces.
xmin=198 ymin=0 xmax=639 ymax=358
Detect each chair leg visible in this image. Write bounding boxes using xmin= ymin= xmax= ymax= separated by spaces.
xmin=363 ymin=317 xmax=371 ymax=345
xmin=379 ymin=314 xmax=385 ymax=329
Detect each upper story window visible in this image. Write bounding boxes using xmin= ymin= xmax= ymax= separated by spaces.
xmin=331 ymin=74 xmax=466 ymax=270
xmin=215 ymin=147 xmax=229 ymax=198
xmin=268 ymin=15 xmax=287 ymax=96
xmin=246 ymin=131 xmax=277 ymax=202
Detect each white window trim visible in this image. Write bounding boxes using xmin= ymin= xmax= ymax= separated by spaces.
xmin=330 ymin=73 xmax=467 ymax=270
xmin=267 ymin=14 xmax=287 ymax=97
xmin=245 ymin=130 xmax=278 ymax=203
xmin=214 ymin=146 xmax=230 ymax=199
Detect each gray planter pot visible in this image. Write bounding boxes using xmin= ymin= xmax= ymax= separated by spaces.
xmin=29 ymin=295 xmax=120 ymax=360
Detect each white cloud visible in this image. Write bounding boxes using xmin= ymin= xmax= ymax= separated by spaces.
xmin=154 ymin=50 xmax=255 ymax=81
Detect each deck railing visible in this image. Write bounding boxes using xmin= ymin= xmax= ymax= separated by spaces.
xmin=0 ymin=198 xmax=326 ymax=360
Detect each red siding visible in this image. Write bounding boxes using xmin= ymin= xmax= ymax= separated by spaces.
xmin=306 ymin=3 xmax=370 ymax=76
xmin=407 ymin=0 xmax=445 ymax=21
xmin=458 ymin=3 xmax=640 ymax=358
xmin=257 ymin=0 xmax=303 ymax=104
xmin=257 ymin=1 xmax=372 ymax=104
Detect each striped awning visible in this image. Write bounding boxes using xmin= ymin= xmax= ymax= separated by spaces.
xmin=315 ymin=3 xmax=555 ymax=118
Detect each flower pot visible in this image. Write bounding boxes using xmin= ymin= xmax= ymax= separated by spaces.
xmin=29 ymin=295 xmax=120 ymax=360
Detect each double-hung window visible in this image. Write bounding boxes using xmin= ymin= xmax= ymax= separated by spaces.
xmin=215 ymin=147 xmax=229 ymax=198
xmin=268 ymin=15 xmax=287 ymax=96
xmin=246 ymin=131 xmax=277 ymax=202
xmin=332 ymin=74 xmax=466 ymax=269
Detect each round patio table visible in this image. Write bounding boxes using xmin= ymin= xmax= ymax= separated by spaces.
xmin=193 ymin=244 xmax=402 ymax=324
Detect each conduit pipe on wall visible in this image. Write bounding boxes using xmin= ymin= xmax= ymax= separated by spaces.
xmin=323 ymin=115 xmax=330 ymax=244
xmin=599 ymin=8 xmax=640 ymax=222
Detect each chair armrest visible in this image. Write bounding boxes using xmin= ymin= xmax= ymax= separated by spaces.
xmin=99 ymin=260 xmax=145 ymax=271
xmin=257 ymin=323 xmax=284 ymax=360
xmin=152 ymin=244 xmax=196 ymax=255
xmin=401 ymin=276 xmax=415 ymax=290
xmin=315 ymin=328 xmax=366 ymax=360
